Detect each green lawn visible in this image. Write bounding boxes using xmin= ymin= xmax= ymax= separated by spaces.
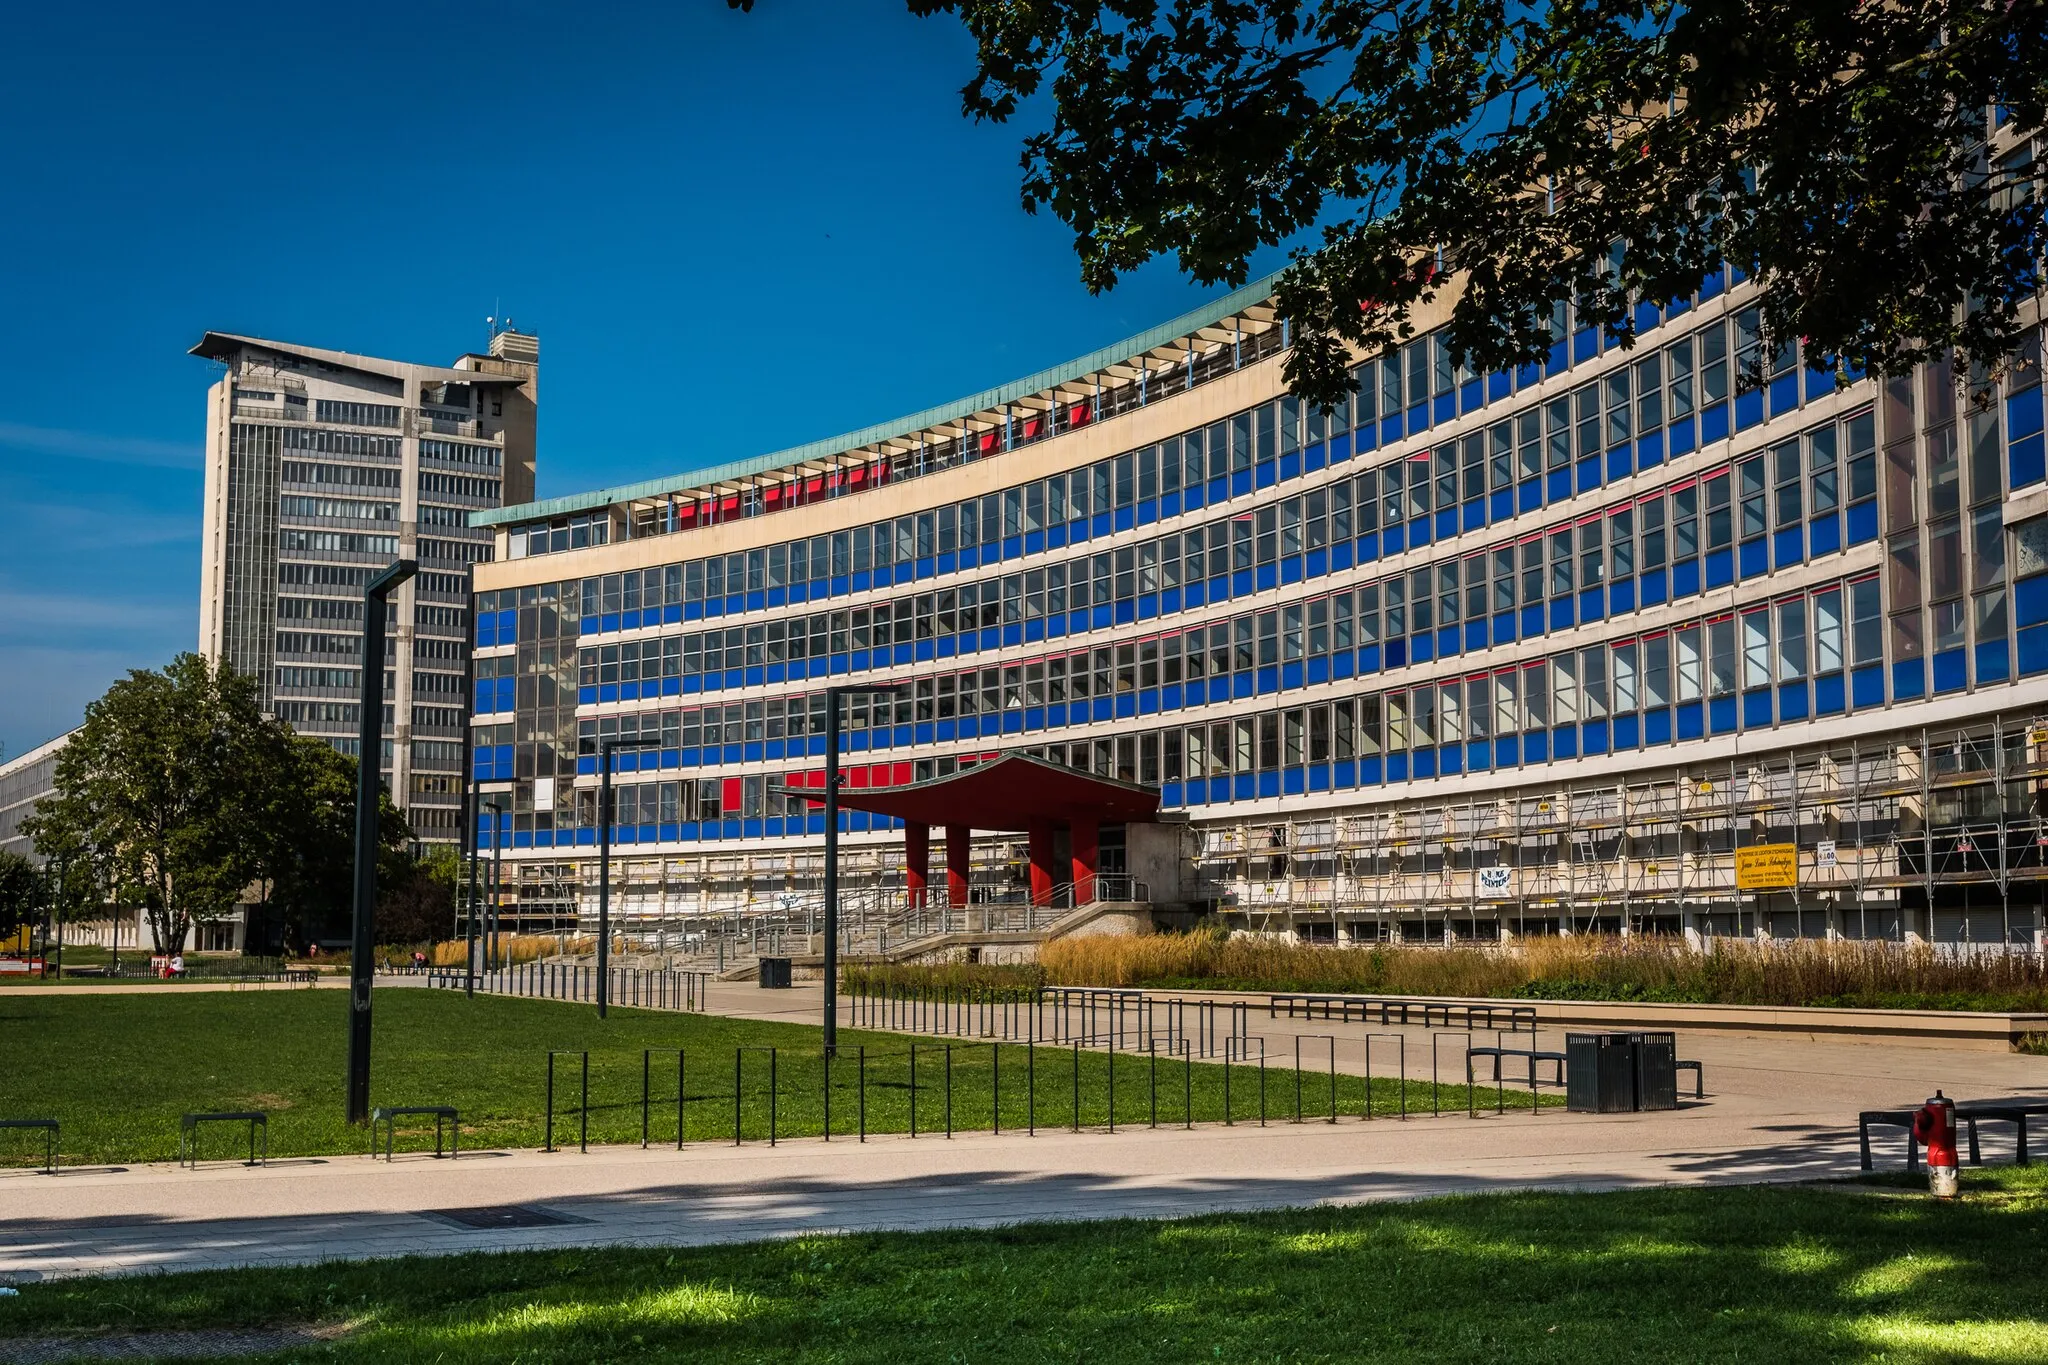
xmin=3 ymin=1171 xmax=2044 ymax=1362
xmin=0 ymin=990 xmax=1541 ymax=1164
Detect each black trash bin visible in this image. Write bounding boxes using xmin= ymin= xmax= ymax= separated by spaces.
xmin=758 ymin=957 xmax=792 ymax=989
xmin=1566 ymin=1033 xmax=1639 ymax=1113
xmin=1632 ymin=1031 xmax=1678 ymax=1111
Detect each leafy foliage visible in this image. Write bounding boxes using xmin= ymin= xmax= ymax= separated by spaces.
xmin=898 ymin=0 xmax=2048 ymax=407
xmin=0 ymin=850 xmax=43 ymax=939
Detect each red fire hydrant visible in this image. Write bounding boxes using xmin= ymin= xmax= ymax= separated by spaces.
xmin=1911 ymin=1090 xmax=1960 ymax=1198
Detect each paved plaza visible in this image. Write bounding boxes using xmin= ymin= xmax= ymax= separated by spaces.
xmin=3 ymin=987 xmax=2042 ymax=1282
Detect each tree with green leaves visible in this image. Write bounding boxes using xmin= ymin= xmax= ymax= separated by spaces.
xmin=0 ymin=850 xmax=42 ymax=943
xmin=248 ymin=732 xmax=411 ymax=955
xmin=839 ymin=0 xmax=2048 ymax=404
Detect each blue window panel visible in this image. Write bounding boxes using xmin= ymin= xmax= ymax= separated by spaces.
xmin=599 ymin=612 xmax=619 ymax=634
xmin=1518 ymin=479 xmax=1542 ymax=514
xmin=1847 ymin=499 xmax=1878 ymax=545
xmin=1135 ymin=595 xmax=1158 ymax=622
xmin=1490 ymin=371 xmax=1514 ymax=403
xmin=1226 ymin=470 xmax=1252 ymax=501
xmin=1739 ymin=538 xmax=1769 ymax=579
xmin=2014 ymin=434 xmax=2047 ymax=490
xmin=1977 ymin=639 xmax=2011 ymax=685
xmin=1359 ymin=644 xmax=1381 ymax=674
xmin=1932 ymin=649 xmax=1967 ymax=694
xmin=1208 ymin=476 xmax=1229 ymax=504
xmin=499 ymin=608 xmax=518 ymax=639
xmin=1814 ymin=673 xmax=1846 ymax=716
xmin=476 ymin=614 xmax=497 ymax=648
xmin=1002 ymin=535 xmax=1024 ymax=560
xmin=1735 ymin=388 xmax=1765 ymax=431
xmin=1769 ymin=373 xmax=1800 ymax=417
xmin=1466 ymin=741 xmax=1490 ymax=772
xmin=1490 ymin=489 xmax=1512 ymax=522
xmin=664 ymin=676 xmax=681 ymax=697
xmin=665 ymin=603 xmax=683 ymax=624
xmin=1303 ymin=444 xmax=1324 ymax=475
xmin=1386 ymin=752 xmax=1411 ymax=783
xmin=1357 ymin=531 xmax=1380 ymax=563
xmin=1493 ymin=612 xmax=1517 ymax=645
xmin=1408 ymin=403 xmax=1429 ymax=434
xmin=1383 ymin=523 xmax=1406 ymax=555
xmin=1705 ymin=549 xmax=1734 ymax=588
xmin=1606 ymin=445 xmax=1632 ymax=483
xmin=1258 ymin=562 xmax=1280 ymax=592
xmin=1573 ymin=327 xmax=1599 ymax=364
xmin=1700 ymin=402 xmax=1730 ymax=445
xmin=766 ymin=663 xmax=786 ymax=685
xmin=1676 ymin=700 xmax=1704 ymax=739
xmin=1380 ymin=415 xmax=1405 ymax=447
xmin=471 ymin=745 xmax=493 ymax=780
xmin=1462 ymin=379 xmax=1485 ymax=413
xmin=1609 ymin=577 xmax=1635 ymax=614
xmin=1232 ymin=569 xmax=1255 ymax=598
xmin=1805 ymin=365 xmax=1837 ymax=403
xmin=1891 ymin=659 xmax=1926 ymax=700
xmin=1851 ymin=664 xmax=1885 ymax=706
xmin=1085 ymin=512 xmax=1109 ymax=540
xmin=2017 ymin=574 xmax=2048 ymax=628
xmin=850 ymin=569 xmax=872 ymax=594
xmin=1543 ymin=725 xmax=1576 ymax=762
xmin=1613 ymin=713 xmax=1640 ymax=749
xmin=496 ymin=677 xmax=516 ymax=712
xmin=1549 ymin=597 xmax=1575 ymax=632
xmin=1283 ymin=767 xmax=1306 ymax=796
xmin=1308 ymin=764 xmax=1331 ymax=793
xmin=1386 ymin=637 xmax=1410 ymax=668
xmin=1521 ymin=730 xmax=1545 ymax=764
xmin=1184 ymin=581 xmax=1206 ymax=610
xmin=1253 ymin=665 xmax=1278 ymax=694
xmin=1207 ymin=677 xmax=1230 ymax=705
xmin=2013 ymin=385 xmax=2046 ymax=440
xmin=1809 ymin=513 xmax=1841 ymax=557
xmin=936 ymin=550 xmax=958 ymax=576
xmin=1161 ymin=782 xmax=1184 ymax=808
xmin=1633 ymin=300 xmax=1661 ymax=334
xmin=1282 ymin=661 xmax=1304 ymax=691
xmin=850 ymin=649 xmax=871 ymax=673
xmin=1778 ymin=681 xmax=1809 ymax=721
xmin=1088 ymin=606 xmax=1111 ymax=633
xmin=1698 ymin=268 xmax=1725 ymax=301
xmin=1772 ymin=526 xmax=1804 ymax=569
xmin=1408 ymin=517 xmax=1431 ymax=549
xmin=830 ymin=573 xmax=851 ymax=596
xmin=1547 ymin=339 xmax=1567 ymax=374
xmin=1333 ymin=650 xmax=1354 ymax=680
xmin=598 ymin=683 xmax=619 ymax=703
xmin=1742 ymin=688 xmax=1773 ymax=729
xmin=1084 ymin=697 xmax=1109 ymax=724
xmin=1231 ymin=774 xmax=1255 ymax=802
xmin=1331 ymin=431 xmax=1354 ymax=462
xmin=1578 ymin=586 xmax=1604 ymax=623
xmin=1433 ymin=393 xmax=1456 ymax=426
xmin=1114 ymin=600 xmax=1137 ymax=625
xmin=1435 ymin=508 xmax=1457 ymax=540
xmin=1139 ymin=500 xmax=1162 ymax=527
xmin=1520 ymin=604 xmax=1545 ymax=639
xmin=1305 ymin=548 xmax=1328 ymax=579
xmin=1709 ymin=696 xmax=1738 ymax=734
xmin=1435 ymin=626 xmax=1458 ymax=658
xmin=1410 ymin=634 xmax=1434 ymax=665
xmin=936 ymin=719 xmax=958 ymax=743
xmin=577 ymin=754 xmax=597 ymax=777
xmin=1332 ymin=758 xmax=1357 ymax=790
xmin=1438 ymin=747 xmax=1461 ymax=776
xmin=620 ymin=680 xmax=641 ymax=702
xmin=1464 ymin=619 xmax=1488 ymax=651
xmin=1636 ymin=430 xmax=1665 ymax=471
xmin=1581 ymin=721 xmax=1609 ymax=755
xmin=1547 ymin=468 xmax=1572 ymax=503
xmin=1254 ymin=463 xmax=1278 ymax=491
xmin=1413 ymin=748 xmax=1439 ymax=779
xmin=1306 ymin=656 xmax=1330 ymax=686
xmin=1669 ymin=415 xmax=1696 ymax=458
xmin=1161 ymin=586 xmax=1183 ymax=616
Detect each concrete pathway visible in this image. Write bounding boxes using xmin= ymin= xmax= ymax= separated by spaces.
xmin=4 ymin=1007 xmax=2042 ymax=1282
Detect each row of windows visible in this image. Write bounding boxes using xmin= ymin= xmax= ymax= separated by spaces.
xmin=278 ymin=563 xmax=373 ymax=589
xmin=281 ymin=530 xmax=397 ymax=555
xmin=282 ymin=427 xmax=401 ymax=459
xmin=420 ymin=472 xmax=501 ymax=500
xmin=421 ymin=438 xmax=502 ymax=470
xmin=420 ymin=537 xmax=490 ymax=564
xmin=281 ymin=495 xmax=397 ymax=522
xmin=315 ymin=399 xmax=402 ymax=428
xmin=282 ymin=461 xmax=399 ymax=490
xmin=418 ymin=504 xmax=473 ymax=528
xmin=276 ymin=666 xmax=359 ymax=690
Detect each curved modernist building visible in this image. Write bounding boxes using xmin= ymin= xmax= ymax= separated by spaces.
xmin=472 ymin=264 xmax=2048 ymax=952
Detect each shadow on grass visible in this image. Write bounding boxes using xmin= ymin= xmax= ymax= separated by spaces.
xmin=3 ymin=1170 xmax=2045 ymax=1363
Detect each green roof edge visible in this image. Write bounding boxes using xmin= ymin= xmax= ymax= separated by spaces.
xmin=473 ymin=269 xmax=1285 ymax=528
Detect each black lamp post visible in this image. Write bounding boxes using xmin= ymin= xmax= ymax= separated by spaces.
xmin=821 ymin=683 xmax=905 ymax=1055
xmin=481 ymin=797 xmax=505 ymax=973
xmin=596 ymin=736 xmax=660 ymax=1019
xmin=347 ymin=557 xmax=416 ymax=1127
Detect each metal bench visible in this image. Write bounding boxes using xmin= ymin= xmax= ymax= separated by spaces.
xmin=1957 ymin=1099 xmax=2046 ymax=1167
xmin=1676 ymin=1058 xmax=1705 ymax=1099
xmin=1467 ymin=1045 xmax=1568 ymax=1089
xmin=371 ymin=1105 xmax=459 ymax=1161
xmin=180 ymin=1111 xmax=267 ymax=1168
xmin=284 ymin=968 xmax=318 ymax=985
xmin=0 ymin=1118 xmax=59 ymax=1174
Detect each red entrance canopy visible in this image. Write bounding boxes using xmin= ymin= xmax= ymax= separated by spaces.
xmin=816 ymin=753 xmax=1158 ymax=830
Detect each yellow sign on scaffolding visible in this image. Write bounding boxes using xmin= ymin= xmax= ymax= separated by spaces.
xmin=1735 ymin=843 xmax=1799 ymax=890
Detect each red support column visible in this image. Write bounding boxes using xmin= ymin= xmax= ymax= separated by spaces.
xmin=1028 ymin=822 xmax=1057 ymax=907
xmin=945 ymin=824 xmax=971 ymax=909
xmin=905 ymin=822 xmax=930 ymax=909
xmin=1070 ymin=817 xmax=1099 ymax=905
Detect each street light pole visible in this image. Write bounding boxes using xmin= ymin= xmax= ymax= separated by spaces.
xmin=347 ymin=557 xmax=417 ymax=1127
xmin=820 ymin=683 xmax=904 ymax=1055
xmin=597 ymin=736 xmax=659 ymax=1019
xmin=481 ymin=799 xmax=505 ymax=974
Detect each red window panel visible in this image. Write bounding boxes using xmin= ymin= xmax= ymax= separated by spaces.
xmin=1022 ymin=417 xmax=1043 ymax=440
xmin=720 ymin=495 xmax=742 ymax=518
xmin=978 ymin=430 xmax=1000 ymax=453
xmin=720 ymin=778 xmax=742 ymax=814
xmin=806 ymin=476 xmax=827 ymax=498
xmin=1068 ymin=401 xmax=1092 ymax=426
xmin=892 ymin=762 xmax=913 ymax=786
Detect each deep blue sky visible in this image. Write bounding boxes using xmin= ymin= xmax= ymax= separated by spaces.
xmin=0 ymin=2 xmax=1289 ymax=759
